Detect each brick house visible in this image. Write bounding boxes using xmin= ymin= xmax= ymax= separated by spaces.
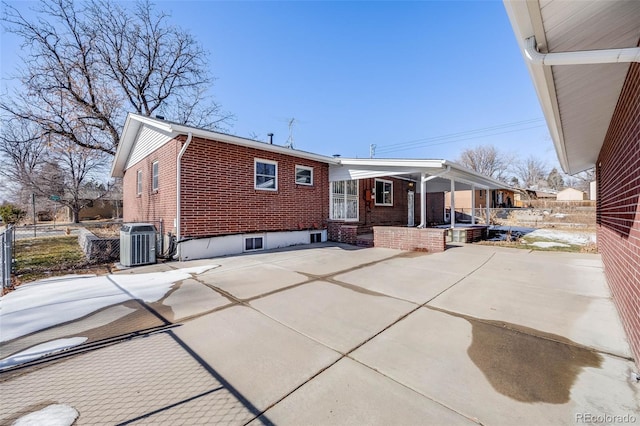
xmin=111 ymin=114 xmax=503 ymax=259
xmin=505 ymin=0 xmax=640 ymax=367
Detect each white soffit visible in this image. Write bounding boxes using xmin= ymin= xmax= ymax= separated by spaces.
xmin=541 ymin=0 xmax=640 ymax=174
xmin=507 ymin=0 xmax=640 ymax=175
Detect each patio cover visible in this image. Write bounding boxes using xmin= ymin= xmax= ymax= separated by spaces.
xmin=329 ymin=158 xmax=504 ymax=192
xmin=329 ymin=158 xmax=506 ymax=227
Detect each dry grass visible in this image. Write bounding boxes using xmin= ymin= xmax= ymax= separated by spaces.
xmin=12 ymin=235 xmax=111 ymax=285
xmin=86 ymin=223 xmax=121 ymax=238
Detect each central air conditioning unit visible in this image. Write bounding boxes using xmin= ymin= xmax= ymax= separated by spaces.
xmin=120 ymin=223 xmax=157 ymax=267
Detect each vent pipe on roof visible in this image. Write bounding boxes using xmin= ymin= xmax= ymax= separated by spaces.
xmin=525 ymin=36 xmax=640 ymax=66
xmin=267 ymin=133 xmax=274 ymax=144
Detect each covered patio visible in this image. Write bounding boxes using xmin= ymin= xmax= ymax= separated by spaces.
xmin=328 ymin=159 xmax=506 ymax=250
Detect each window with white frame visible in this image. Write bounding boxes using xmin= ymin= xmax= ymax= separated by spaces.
xmin=295 ymin=165 xmax=313 ymax=185
xmin=330 ymin=180 xmax=358 ymax=220
xmin=375 ymin=179 xmax=393 ymax=206
xmin=136 ymin=170 xmax=143 ymax=195
xmin=152 ymin=161 xmax=159 ymax=192
xmin=255 ymin=159 xmax=277 ymax=190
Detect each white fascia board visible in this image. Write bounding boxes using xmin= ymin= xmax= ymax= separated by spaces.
xmin=111 ymin=114 xmax=141 ymax=178
xmin=443 ymin=160 xmax=507 ymax=189
xmin=338 ymin=158 xmax=446 ymax=169
xmin=503 ymin=0 xmax=570 ymax=173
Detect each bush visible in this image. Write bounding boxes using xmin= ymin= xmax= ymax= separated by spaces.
xmin=0 ymin=203 xmax=26 ymax=225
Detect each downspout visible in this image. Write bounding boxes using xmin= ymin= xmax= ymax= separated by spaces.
xmin=176 ymin=132 xmax=193 ymax=260
xmin=525 ymin=36 xmax=640 ymax=66
xmin=418 ymin=166 xmax=451 ymax=228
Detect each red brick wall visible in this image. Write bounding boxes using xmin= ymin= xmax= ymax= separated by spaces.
xmin=360 ymin=178 xmax=413 ymax=227
xmin=597 ymin=62 xmax=640 ymax=367
xmin=373 ymin=227 xmax=447 ymax=252
xmin=354 ymin=178 xmax=445 ymax=230
xmin=327 ymin=222 xmax=358 ymax=245
xmin=179 ymin=136 xmax=329 ymax=238
xmin=122 ymin=138 xmax=180 ymax=232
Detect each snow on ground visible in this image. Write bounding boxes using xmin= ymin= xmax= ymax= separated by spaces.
xmin=0 ymin=265 xmax=219 ymax=343
xmin=526 ymin=229 xmax=596 ymax=245
xmin=490 ymin=226 xmax=596 ymax=246
xmin=528 ymin=241 xmax=571 ymax=248
xmin=0 ymin=337 xmax=87 ymax=370
xmin=13 ymin=404 xmax=78 ymax=426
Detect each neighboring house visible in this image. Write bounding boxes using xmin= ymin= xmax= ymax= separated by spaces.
xmin=111 ymin=114 xmax=504 ymax=260
xmin=59 ymin=199 xmax=122 ymax=222
xmin=556 ymin=188 xmax=587 ymax=202
xmin=445 ymin=188 xmax=516 ymax=211
xmin=505 ymin=0 xmax=640 ymax=366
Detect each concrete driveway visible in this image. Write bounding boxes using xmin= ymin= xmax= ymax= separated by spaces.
xmin=1 ymin=243 xmax=638 ymax=425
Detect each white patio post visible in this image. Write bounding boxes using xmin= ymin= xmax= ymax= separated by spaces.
xmin=450 ymin=179 xmax=456 ymax=228
xmin=471 ymin=185 xmax=476 ymax=225
xmin=419 ymin=172 xmax=426 ymax=228
xmin=485 ymin=189 xmax=491 ymax=225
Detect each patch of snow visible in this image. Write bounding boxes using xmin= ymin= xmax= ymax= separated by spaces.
xmin=491 ymin=226 xmax=537 ymax=234
xmin=0 ymin=265 xmax=220 ymax=342
xmin=110 ymin=265 xmax=219 ymax=302
xmin=527 ymin=229 xmax=596 ymax=245
xmin=0 ymin=337 xmax=87 ymax=370
xmin=529 ymin=241 xmax=571 ymax=248
xmin=1 ymin=276 xmax=130 ymax=342
xmin=13 ymin=404 xmax=78 ymax=426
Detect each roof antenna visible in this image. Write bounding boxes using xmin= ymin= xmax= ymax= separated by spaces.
xmin=285 ymin=118 xmax=295 ymax=149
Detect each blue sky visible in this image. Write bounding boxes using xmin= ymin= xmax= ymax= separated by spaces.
xmin=1 ymin=0 xmax=559 ymax=167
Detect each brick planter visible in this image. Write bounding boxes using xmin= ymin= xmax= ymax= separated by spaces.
xmin=373 ymin=227 xmax=446 ymax=252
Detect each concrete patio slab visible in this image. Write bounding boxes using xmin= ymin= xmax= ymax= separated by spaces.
xmin=173 ymin=305 xmax=342 ymax=412
xmin=114 ymin=262 xmax=176 ymax=274
xmin=351 ymin=307 xmax=640 ymax=426
xmin=429 ymin=268 xmax=631 ymax=358
xmin=197 ymin=263 xmax=308 ymax=300
xmin=250 ymin=281 xmax=415 ymax=353
xmin=2 ymin=243 xmax=637 ymax=425
xmin=334 ymin=260 xmax=463 ymax=304
xmin=254 ymin=357 xmax=477 ymax=425
xmin=386 ymin=244 xmax=496 ymax=274
xmin=151 ymin=278 xmax=233 ymax=322
xmin=1 ymin=300 xmax=163 ymax=360
xmin=0 ymin=332 xmax=257 ymax=425
xmin=271 ymin=246 xmax=401 ymax=276
xmin=471 ymin=250 xmax=610 ymax=298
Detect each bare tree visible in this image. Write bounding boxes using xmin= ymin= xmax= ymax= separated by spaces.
xmin=515 ymin=155 xmax=548 ymax=189
xmin=34 ymin=135 xmax=113 ymax=223
xmin=1 ymin=0 xmax=231 ymax=156
xmin=0 ymin=116 xmax=112 ymax=222
xmin=564 ymin=168 xmax=595 ymax=193
xmin=0 ymin=118 xmax=48 ymax=195
xmin=457 ymin=144 xmax=513 ymax=182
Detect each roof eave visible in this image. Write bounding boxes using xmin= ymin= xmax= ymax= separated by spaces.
xmin=503 ymin=0 xmax=572 ymax=173
xmin=110 ymin=114 xmax=340 ymax=178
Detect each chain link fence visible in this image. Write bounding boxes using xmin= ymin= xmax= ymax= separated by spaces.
xmin=6 ymin=220 xmax=165 ymax=288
